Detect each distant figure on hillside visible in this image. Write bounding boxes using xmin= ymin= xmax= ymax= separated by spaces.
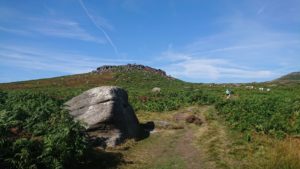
xmin=225 ymin=89 xmax=231 ymax=99
xmin=151 ymin=87 xmax=161 ymax=93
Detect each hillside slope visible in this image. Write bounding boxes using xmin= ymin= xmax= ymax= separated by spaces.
xmin=0 ymin=64 xmax=178 ymax=90
xmin=0 ymin=65 xmax=191 ymax=111
xmin=275 ymin=72 xmax=300 ymax=82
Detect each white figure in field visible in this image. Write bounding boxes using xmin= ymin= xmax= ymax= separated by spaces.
xmin=225 ymin=89 xmax=231 ymax=99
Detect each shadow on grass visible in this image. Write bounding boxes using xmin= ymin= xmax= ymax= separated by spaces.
xmin=75 ymin=149 xmax=125 ymax=169
xmin=74 ymin=121 xmax=155 ymax=169
xmin=138 ymin=121 xmax=155 ymax=140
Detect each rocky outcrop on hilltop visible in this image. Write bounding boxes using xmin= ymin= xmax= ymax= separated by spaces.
xmin=65 ymin=86 xmax=141 ymax=147
xmin=92 ymin=64 xmax=173 ymax=79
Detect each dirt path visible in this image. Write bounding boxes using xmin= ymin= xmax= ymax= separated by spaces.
xmin=116 ymin=106 xmax=243 ymax=169
xmin=116 ymin=106 xmax=209 ymax=169
xmin=119 ymin=127 xmax=204 ymax=169
xmin=115 ymin=105 xmax=296 ymax=169
xmin=175 ymin=128 xmax=203 ymax=169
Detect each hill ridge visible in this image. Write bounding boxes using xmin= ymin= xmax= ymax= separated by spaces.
xmin=0 ymin=64 xmax=179 ymax=90
xmin=93 ymin=64 xmax=174 ymax=79
xmin=275 ymin=71 xmax=300 ymax=82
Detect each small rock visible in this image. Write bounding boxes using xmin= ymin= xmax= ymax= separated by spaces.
xmin=185 ymin=115 xmax=203 ymax=126
xmin=154 ymin=120 xmax=171 ymax=129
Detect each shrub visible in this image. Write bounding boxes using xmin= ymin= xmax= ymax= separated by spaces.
xmin=0 ymin=91 xmax=88 ymax=169
xmin=215 ymin=94 xmax=299 ymax=137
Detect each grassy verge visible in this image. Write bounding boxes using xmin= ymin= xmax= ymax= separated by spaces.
xmin=196 ymin=106 xmax=300 ymax=169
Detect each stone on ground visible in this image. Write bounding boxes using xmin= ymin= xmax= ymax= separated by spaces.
xmin=65 ymin=86 xmax=141 ymax=147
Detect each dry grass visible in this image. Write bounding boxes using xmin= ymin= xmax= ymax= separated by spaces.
xmin=257 ymin=138 xmax=300 ymax=169
xmin=117 ymin=106 xmax=208 ymax=169
xmin=97 ymin=106 xmax=300 ymax=169
xmin=93 ymin=106 xmax=300 ymax=169
xmin=118 ymin=130 xmax=186 ymax=169
xmin=194 ymin=106 xmax=300 ymax=169
xmin=194 ymin=106 xmax=237 ymax=169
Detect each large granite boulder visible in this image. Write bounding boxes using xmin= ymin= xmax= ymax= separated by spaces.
xmin=65 ymin=86 xmax=141 ymax=147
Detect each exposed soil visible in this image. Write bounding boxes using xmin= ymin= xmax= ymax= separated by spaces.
xmin=175 ymin=128 xmax=203 ymax=169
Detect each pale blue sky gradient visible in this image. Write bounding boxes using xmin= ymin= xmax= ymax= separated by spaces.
xmin=0 ymin=0 xmax=299 ymax=83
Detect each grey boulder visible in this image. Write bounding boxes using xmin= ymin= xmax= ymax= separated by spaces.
xmin=65 ymin=86 xmax=141 ymax=147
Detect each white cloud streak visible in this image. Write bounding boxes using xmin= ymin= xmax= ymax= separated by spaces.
xmin=0 ymin=17 xmax=105 ymax=43
xmin=0 ymin=45 xmax=135 ymax=74
xmin=157 ymin=16 xmax=300 ymax=83
xmin=78 ymin=0 xmax=119 ymax=56
xmin=161 ymin=51 xmax=274 ymax=82
xmin=31 ymin=19 xmax=105 ymax=43
xmin=188 ymin=40 xmax=300 ymax=57
xmin=0 ymin=26 xmax=31 ymax=35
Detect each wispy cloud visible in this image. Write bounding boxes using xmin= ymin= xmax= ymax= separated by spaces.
xmin=157 ymin=16 xmax=300 ymax=82
xmin=0 ymin=5 xmax=104 ymax=43
xmin=0 ymin=45 xmax=135 ymax=74
xmin=78 ymin=0 xmax=119 ymax=56
xmin=187 ymin=40 xmax=300 ymax=57
xmin=160 ymin=44 xmax=191 ymax=61
xmin=0 ymin=17 xmax=105 ymax=43
xmin=31 ymin=18 xmax=105 ymax=43
xmin=160 ymin=50 xmax=274 ymax=82
xmin=0 ymin=26 xmax=31 ymax=35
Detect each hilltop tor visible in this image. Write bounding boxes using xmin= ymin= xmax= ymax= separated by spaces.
xmin=93 ymin=64 xmax=174 ymax=79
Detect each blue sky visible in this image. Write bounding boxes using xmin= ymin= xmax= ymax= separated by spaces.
xmin=0 ymin=0 xmax=299 ymax=83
